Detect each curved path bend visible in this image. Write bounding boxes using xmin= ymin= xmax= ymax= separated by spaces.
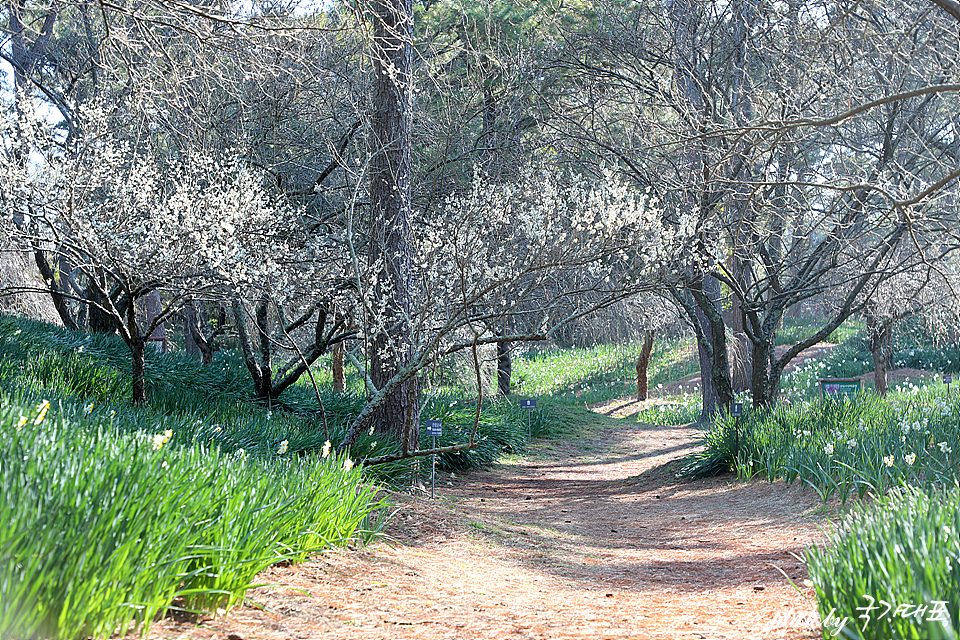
xmin=147 ymin=413 xmax=829 ymax=640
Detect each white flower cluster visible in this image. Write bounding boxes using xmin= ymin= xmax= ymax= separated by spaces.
xmin=0 ymin=100 xmax=317 ymax=308
xmin=402 ymin=168 xmax=676 ymax=330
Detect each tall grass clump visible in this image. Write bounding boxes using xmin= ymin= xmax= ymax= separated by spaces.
xmin=0 ymin=399 xmax=383 ymax=640
xmin=679 ymin=391 xmax=960 ymax=501
xmin=806 ymin=486 xmax=959 ymax=640
xmin=0 ymin=316 xmax=542 ymax=476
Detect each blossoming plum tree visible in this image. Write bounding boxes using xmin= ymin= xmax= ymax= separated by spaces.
xmin=338 ymin=167 xmax=678 ymax=458
xmin=0 ymin=101 xmax=298 ymax=404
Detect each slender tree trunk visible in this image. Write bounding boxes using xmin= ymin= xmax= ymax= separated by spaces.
xmin=131 ymin=338 xmax=146 ymax=405
xmin=234 ymin=300 xmax=268 ymax=399
xmin=184 ymin=304 xmax=201 ymax=358
xmin=124 ymin=291 xmax=147 ymax=406
xmin=184 ymin=303 xmax=216 ymax=364
xmin=33 ymin=249 xmax=78 ymax=330
xmin=367 ymin=0 xmax=420 ymax=452
xmin=636 ymin=330 xmax=655 ymax=401
xmin=254 ymin=300 xmax=273 ymax=400
xmin=332 ymin=342 xmax=346 ymax=393
xmin=726 ymin=257 xmax=753 ymax=393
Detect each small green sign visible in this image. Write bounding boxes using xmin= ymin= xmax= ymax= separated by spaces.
xmin=819 ymin=378 xmax=862 ymax=399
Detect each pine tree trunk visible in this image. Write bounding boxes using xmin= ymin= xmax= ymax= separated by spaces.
xmin=368 ymin=0 xmax=420 ymax=452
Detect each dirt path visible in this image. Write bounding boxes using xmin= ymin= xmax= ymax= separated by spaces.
xmin=147 ymin=414 xmax=830 ymax=640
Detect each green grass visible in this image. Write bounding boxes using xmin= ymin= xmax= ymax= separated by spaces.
xmin=633 ymin=392 xmax=701 ymax=425
xmin=780 ymin=340 xmax=874 ymax=402
xmin=0 ymin=315 xmax=543 ymax=476
xmin=806 ymin=486 xmax=959 ymax=640
xmin=3 ymin=313 xmax=658 ymax=638
xmin=0 ymin=396 xmax=383 ymax=640
xmin=893 ymin=343 xmax=960 ymax=375
xmin=0 ymin=316 xmax=400 ymax=639
xmin=891 ymin=317 xmax=960 ymax=375
xmin=679 ymin=382 xmax=960 ymax=640
xmin=681 ymin=388 xmax=960 ymax=498
xmin=776 ymin=315 xmax=863 ymax=346
xmin=512 ymin=335 xmax=698 ymax=406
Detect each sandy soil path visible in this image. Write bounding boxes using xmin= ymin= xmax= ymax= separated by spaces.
xmin=146 ymin=415 xmax=830 ymax=640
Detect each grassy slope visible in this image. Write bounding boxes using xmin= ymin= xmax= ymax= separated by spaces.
xmin=0 ymin=316 xmax=385 ymax=640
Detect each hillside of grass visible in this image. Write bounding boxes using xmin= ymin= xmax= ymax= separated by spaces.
xmin=512 ymin=335 xmax=698 ymax=404
xmin=0 ymin=315 xmax=554 ymax=640
xmin=0 ymin=316 xmax=386 ymax=639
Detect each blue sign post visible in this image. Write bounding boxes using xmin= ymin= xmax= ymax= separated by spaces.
xmin=731 ymin=402 xmax=743 ymax=461
xmin=425 ymin=420 xmax=442 ymax=498
xmin=520 ymin=398 xmax=537 ymax=438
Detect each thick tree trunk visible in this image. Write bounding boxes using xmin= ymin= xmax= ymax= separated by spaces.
xmin=747 ymin=308 xmax=785 ymax=407
xmin=497 ymin=339 xmax=512 ymax=396
xmin=692 ymin=277 xmax=733 ymax=422
xmin=750 ymin=338 xmax=774 ymax=406
xmin=367 ymin=0 xmax=420 ymax=453
xmin=872 ymin=340 xmax=889 ymax=396
xmin=867 ymin=315 xmax=892 ymax=396
xmin=636 ymin=330 xmax=655 ymax=401
xmin=85 ymin=285 xmax=115 ymax=334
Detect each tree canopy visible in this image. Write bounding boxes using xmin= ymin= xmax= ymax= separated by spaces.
xmin=1 ymin=0 xmax=959 ymax=445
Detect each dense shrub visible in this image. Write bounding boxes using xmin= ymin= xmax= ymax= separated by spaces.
xmin=680 ymin=392 xmax=960 ymax=501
